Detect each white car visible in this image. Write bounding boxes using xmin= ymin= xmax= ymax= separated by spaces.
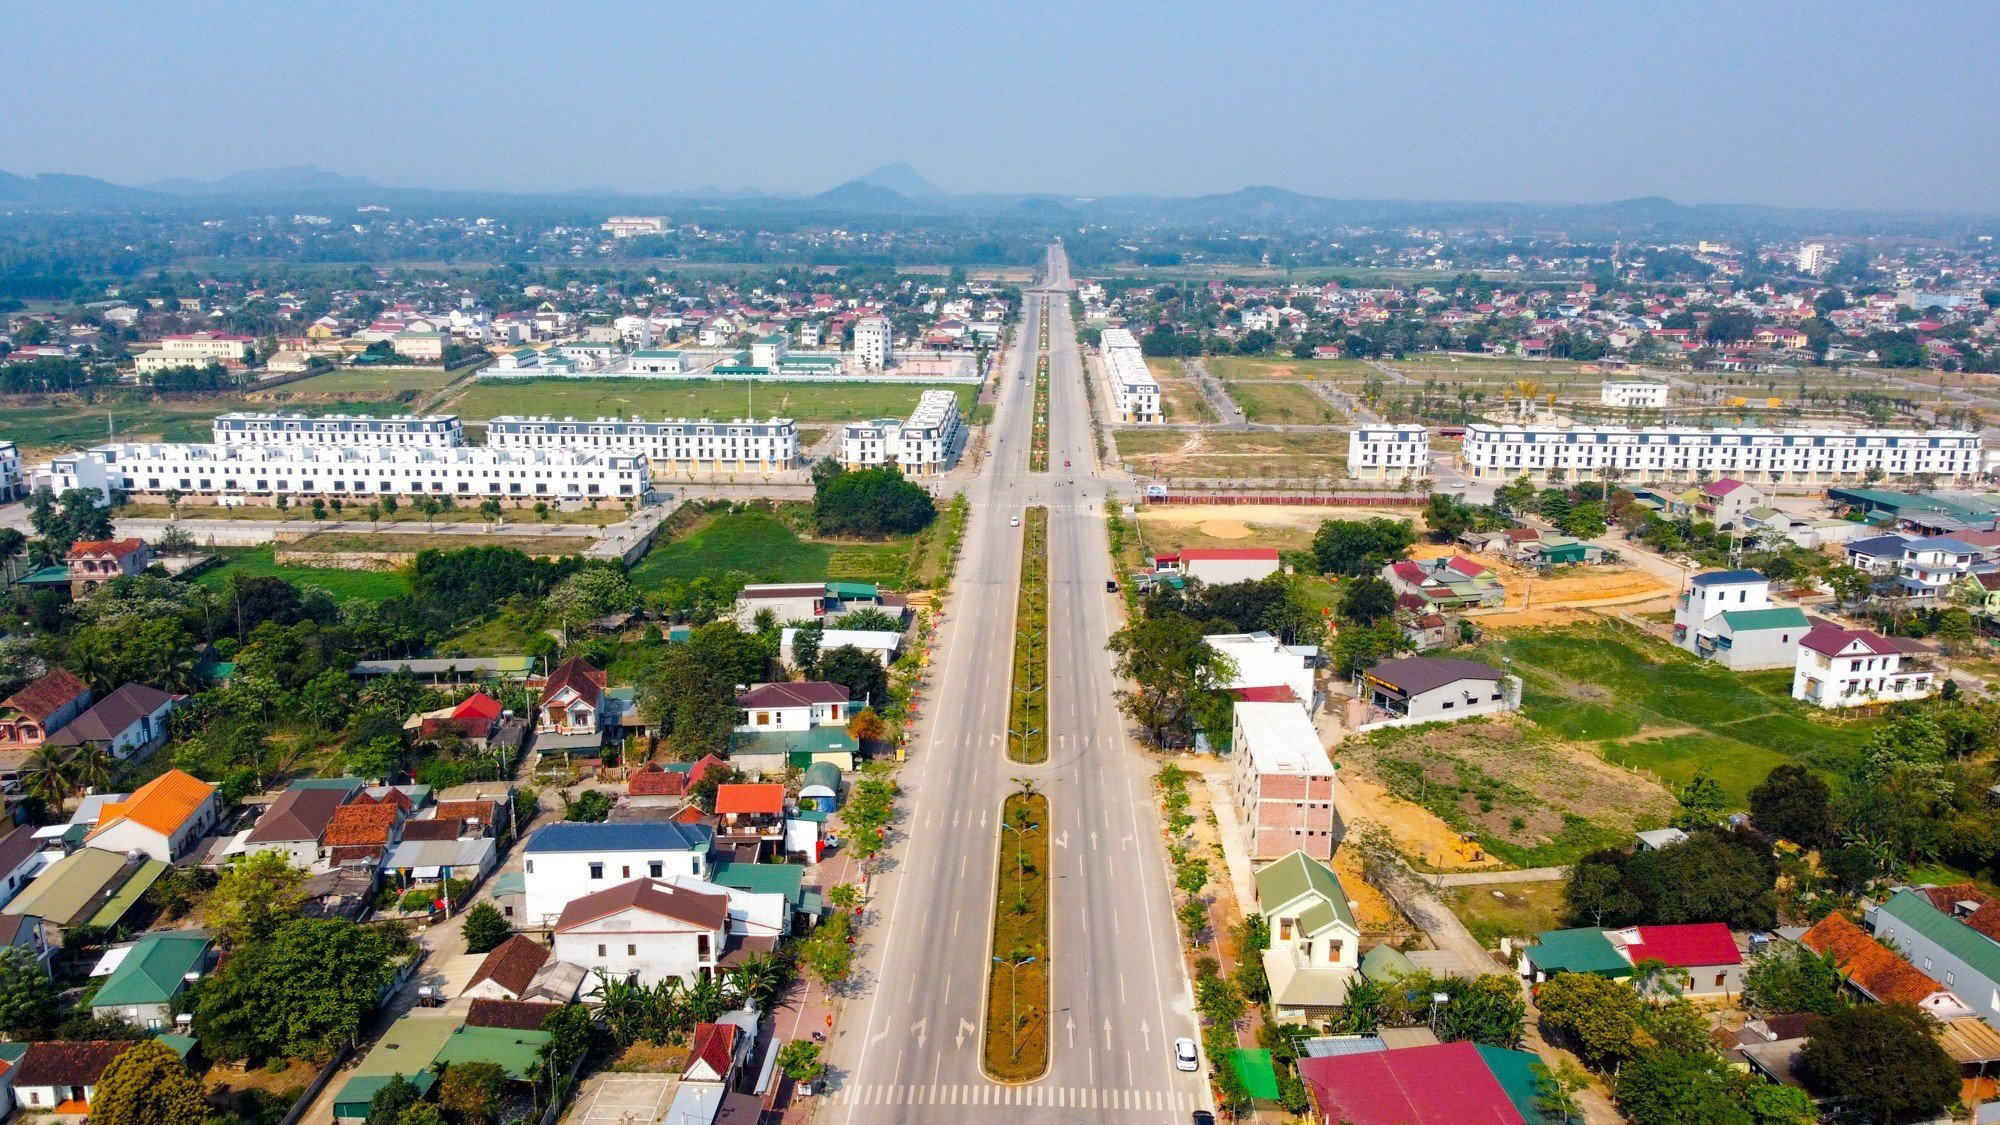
xmin=1174 ymin=1037 xmax=1199 ymax=1072
xmin=1010 ymin=516 xmax=1021 ymax=526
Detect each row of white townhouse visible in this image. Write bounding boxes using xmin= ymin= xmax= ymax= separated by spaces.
xmin=1460 ymin=423 xmax=1982 ymax=483
xmin=485 ymin=416 xmax=800 ymax=470
xmin=40 ymin=443 xmax=651 ymax=505
xmin=839 ymin=389 xmax=961 ymax=476
xmin=1100 ymin=328 xmax=1160 ymax=423
xmin=1346 ymin=425 xmax=1431 ymax=480
xmin=213 ymin=412 xmax=465 ymax=448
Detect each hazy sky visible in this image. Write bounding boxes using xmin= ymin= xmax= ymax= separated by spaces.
xmin=4 ymin=0 xmax=1997 ymax=212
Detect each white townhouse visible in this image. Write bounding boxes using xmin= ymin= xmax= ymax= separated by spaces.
xmin=212 ymin=412 xmax=465 ymax=448
xmin=1100 ymin=328 xmax=1160 ymax=423
xmin=1792 ymin=621 xmax=1936 ymax=709
xmin=41 ymin=443 xmax=650 ymax=506
xmin=1460 ymin=423 xmax=1982 ymax=484
xmin=0 ymin=440 xmax=22 ymax=500
xmin=1346 ymin=425 xmax=1431 ymax=480
xmin=485 ymin=416 xmax=799 ymax=472
xmin=1599 ymin=381 xmax=1670 ymax=408
xmin=522 ymin=821 xmax=714 ymax=927
xmin=854 ymin=316 xmax=895 ymax=371
xmin=840 ymin=389 xmax=961 ymax=476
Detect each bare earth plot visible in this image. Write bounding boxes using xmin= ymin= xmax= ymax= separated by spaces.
xmin=1113 ymin=429 xmax=1347 ymax=480
xmin=1144 ymin=358 xmax=1216 ymax=422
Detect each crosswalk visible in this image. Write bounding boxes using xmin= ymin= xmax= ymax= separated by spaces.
xmin=828 ymin=1084 xmax=1195 ymax=1111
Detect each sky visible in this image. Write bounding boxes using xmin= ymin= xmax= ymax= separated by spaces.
xmin=3 ymin=0 xmax=1998 ymax=213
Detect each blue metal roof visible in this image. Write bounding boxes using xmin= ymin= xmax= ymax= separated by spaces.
xmin=1688 ymin=568 xmax=1765 ymax=587
xmin=523 ymin=821 xmax=712 ymax=854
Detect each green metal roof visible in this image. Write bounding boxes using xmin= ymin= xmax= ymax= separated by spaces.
xmin=729 ymin=727 xmax=857 ymax=758
xmin=6 ymin=847 xmax=132 ymax=926
xmin=1227 ymin=1048 xmax=1282 ymax=1100
xmin=1359 ymin=944 xmax=1417 ymax=982
xmin=432 ymin=1024 xmax=550 ymax=1079
xmin=347 ymin=1015 xmax=461 ymax=1080
xmin=1879 ymin=889 xmax=2000 ymax=984
xmin=18 ymin=565 xmax=73 ymax=587
xmin=1253 ymin=851 xmax=1357 ymax=935
xmin=1526 ymin=928 xmax=1631 ymax=977
xmin=93 ymin=932 xmax=210 ymax=1009
xmin=334 ymin=1073 xmax=437 ymax=1119
xmin=801 ymin=760 xmax=841 ymax=791
xmin=1475 ymin=1044 xmax=1546 ymax=1123
xmin=709 ymin=860 xmax=809 ymax=912
xmin=92 ymin=860 xmax=168 ymax=928
xmin=1719 ymin=606 xmax=1810 ymax=632
xmin=825 ymin=581 xmax=879 ymax=598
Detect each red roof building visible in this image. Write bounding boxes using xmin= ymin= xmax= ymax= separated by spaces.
xmin=1299 ymin=1041 xmax=1524 ymax=1124
xmin=1617 ymin=923 xmax=1741 ymax=968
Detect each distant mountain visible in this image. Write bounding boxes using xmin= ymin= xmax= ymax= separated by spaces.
xmin=854 ymin=162 xmax=945 ymax=198
xmin=146 ymin=164 xmax=379 ymax=195
xmin=797 ymin=180 xmax=942 ymax=214
xmin=0 ymin=170 xmax=155 ymax=207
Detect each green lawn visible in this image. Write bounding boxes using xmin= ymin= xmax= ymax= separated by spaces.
xmin=0 ymin=394 xmax=411 ymax=456
xmin=1469 ymin=621 xmax=1884 ymax=805
xmin=1222 ymin=381 xmax=1344 ymax=425
xmin=192 ymin=546 xmax=409 ymax=602
xmin=445 ymin=378 xmax=976 ymax=423
xmin=628 ymin=507 xmax=912 ymax=593
xmin=1207 ymin=357 xmax=1376 ymax=381
xmin=277 ymin=368 xmax=461 ymax=395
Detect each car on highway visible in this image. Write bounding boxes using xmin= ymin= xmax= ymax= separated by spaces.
xmin=1063 ymin=459 xmax=1071 ymax=467
xmin=1010 ymin=516 xmax=1020 ymax=526
xmin=1174 ymin=1037 xmax=1199 ymax=1071
xmin=1192 ymin=1113 xmax=1216 ymax=1125
xmin=1105 ymin=579 xmax=1118 ymax=593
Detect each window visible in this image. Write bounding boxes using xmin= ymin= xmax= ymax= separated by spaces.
xmin=649 ymin=861 xmax=663 ymax=878
xmin=597 ymin=944 xmax=606 ymax=956
xmin=627 ymin=944 xmax=637 ymax=956
xmin=589 ymin=863 xmax=604 ymax=880
xmin=621 ymin=866 xmax=630 ymax=879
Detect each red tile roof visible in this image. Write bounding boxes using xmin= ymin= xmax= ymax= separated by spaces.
xmin=1913 ymin=884 xmax=2000 ymax=945
xmin=1445 ymin=556 xmax=1488 ymax=577
xmin=540 ymin=657 xmax=606 ymax=709
xmin=1230 ymin=685 xmax=1298 ymax=703
xmin=686 ymin=1022 xmax=738 ymax=1081
xmin=452 ymin=692 xmax=504 ymax=721
xmin=467 ymin=935 xmax=550 ymax=998
xmin=324 ymin=803 xmax=400 ymax=847
xmin=1623 ymin=923 xmax=1741 ymax=968
xmin=13 ymin=1040 xmax=134 ymax=1088
xmin=1299 ymin=1041 xmax=1523 ymax=1124
xmin=466 ymin=998 xmax=561 ymax=1031
xmin=629 ymin=764 xmax=687 ymax=797
xmin=2 ymin=668 xmax=89 ymax=722
xmin=714 ymin=783 xmax=784 ymax=816
xmin=1802 ymin=914 xmax=1942 ymax=1006
xmin=66 ymin=538 xmax=147 ymax=561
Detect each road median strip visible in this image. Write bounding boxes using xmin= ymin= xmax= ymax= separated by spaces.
xmin=1006 ymin=506 xmax=1048 ymax=765
xmin=982 ymin=790 xmax=1051 ymax=1082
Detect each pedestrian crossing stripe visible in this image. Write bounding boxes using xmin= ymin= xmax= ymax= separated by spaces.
xmin=827 ymin=1084 xmax=1194 ymax=1110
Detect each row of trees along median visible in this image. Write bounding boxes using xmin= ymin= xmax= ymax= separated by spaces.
xmin=983 ymin=786 xmax=1051 ymax=1081
xmin=1006 ymin=506 xmax=1048 ymax=764
xmin=1030 ymin=355 xmax=1051 ymax=472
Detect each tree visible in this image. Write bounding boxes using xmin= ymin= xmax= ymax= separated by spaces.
xmin=546 ymin=568 xmax=635 ymax=645
xmin=1108 ymin=612 xmax=1236 ymax=747
xmin=813 ymin=467 xmax=936 ymax=537
xmin=88 ymin=1038 xmax=206 ymax=1125
xmin=1564 ymin=830 xmax=1777 ymax=930
xmin=1311 ymin=517 xmax=1416 ymax=576
xmin=776 ymin=1039 xmax=825 ymax=1084
xmin=1534 ymin=972 xmax=1642 ymax=1070
xmin=191 ymin=917 xmax=399 ymax=1063
xmin=1337 ymin=575 xmax=1397 ymax=626
xmin=1532 ymin=1059 xmax=1589 ymax=1124
xmin=206 ymin=850 xmax=307 ymax=947
xmin=789 ymin=620 xmax=823 ymax=675
xmin=461 ymin=902 xmax=512 ymax=954
xmin=438 ymin=1061 xmax=507 ymax=1125
xmin=1422 ymin=493 xmax=1476 ymax=542
xmin=1613 ymin=1047 xmax=1755 ymax=1125
xmin=837 ymin=607 xmax=901 ymax=633
xmin=819 ymin=645 xmax=888 ymax=709
xmin=1671 ymin=773 xmax=1727 ymax=830
xmin=365 ymin=1074 xmax=421 ymax=1125
xmin=395 ymin=1107 xmax=444 ymax=1125
xmin=561 ymin=789 xmax=613 ymax=823
xmin=1747 ymin=764 xmax=1834 ymax=848
xmin=1742 ymin=944 xmax=1842 ymax=1018
xmin=847 ymin=706 xmax=886 ymax=743
xmin=0 ymin=945 xmax=58 ymax=1037
xmin=1799 ymin=1003 xmax=1958 ymax=1122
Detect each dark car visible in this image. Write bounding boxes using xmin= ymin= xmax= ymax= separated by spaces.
xmin=1192 ymin=1113 xmax=1216 ymax=1125
xmin=1106 ymin=579 xmax=1119 ymax=593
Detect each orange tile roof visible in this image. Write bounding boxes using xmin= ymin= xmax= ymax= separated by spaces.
xmin=1802 ymin=913 xmax=1943 ymax=1006
xmin=714 ymin=783 xmax=784 ymax=815
xmin=323 ymin=802 xmax=400 ymax=847
xmin=87 ymin=769 xmax=214 ymax=840
xmin=1916 ymin=884 xmax=2000 ymax=945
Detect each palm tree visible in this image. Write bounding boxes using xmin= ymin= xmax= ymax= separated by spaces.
xmin=725 ymin=956 xmax=790 ymax=1010
xmin=22 ymin=744 xmax=70 ymax=809
xmin=69 ymin=745 xmax=114 ymax=795
xmin=1012 ymin=776 xmax=1038 ymax=800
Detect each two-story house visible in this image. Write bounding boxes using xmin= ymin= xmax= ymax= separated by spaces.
xmin=1865 ymin=885 xmax=2000 ymax=1031
xmin=47 ymin=683 xmax=178 ymax=761
xmin=1896 ymin=536 xmax=1981 ymax=601
xmin=554 ymin=879 xmax=730 ymax=989
xmin=1792 ymin=621 xmax=1935 ymax=709
xmin=538 ymin=658 xmax=606 ymax=735
xmin=1671 ymin=569 xmax=1808 ymax=670
xmin=521 ymin=821 xmax=713 ymax=927
xmin=733 ymin=682 xmax=849 ymax=732
xmin=1676 ymin=477 xmax=1764 ymax=529
xmin=65 ymin=539 xmax=152 ymax=596
xmin=1845 ymin=533 xmax=1913 ymax=576
xmin=713 ymin=784 xmax=787 ymax=857
xmin=1255 ymin=851 xmax=1360 ymax=1022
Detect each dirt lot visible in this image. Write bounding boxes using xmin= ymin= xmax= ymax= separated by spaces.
xmin=1409 ymin=546 xmax=1672 ymax=610
xmin=1342 ymin=716 xmax=1675 ymax=868
xmin=1113 ymin=429 xmax=1350 ymax=479
xmin=1136 ymin=503 xmax=1423 ymax=555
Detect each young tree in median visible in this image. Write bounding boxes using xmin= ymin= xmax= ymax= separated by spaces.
xmin=88 ymin=1038 xmax=206 ymax=1125
xmin=1798 ymin=1003 xmax=1959 ymax=1124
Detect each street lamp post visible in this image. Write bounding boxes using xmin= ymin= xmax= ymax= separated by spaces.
xmin=993 ymin=953 xmax=1038 ymax=1059
xmin=999 ymin=818 xmax=1040 ymax=912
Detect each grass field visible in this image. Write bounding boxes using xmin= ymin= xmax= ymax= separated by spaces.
xmin=1207 ymin=357 xmax=1377 ymax=381
xmin=284 ymin=530 xmax=590 ymax=555
xmin=0 ymin=397 xmax=253 ymax=454
xmin=1145 ymin=359 xmax=1215 ymax=423
xmin=1468 ymin=621 xmax=1884 ymax=803
xmin=274 ymin=367 xmax=462 ymax=395
xmin=627 ymin=506 xmax=912 ymax=592
xmin=443 ymin=378 xmax=975 ymax=423
xmin=1222 ymin=380 xmax=1344 ymax=425
xmin=192 ymin=546 xmax=410 ymax=602
xmin=1450 ymin=880 xmax=1566 ymax=949
xmin=984 ymin=792 xmax=1050 ymax=1081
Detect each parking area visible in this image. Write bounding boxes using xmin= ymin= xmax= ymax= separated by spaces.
xmin=567 ymin=1072 xmax=678 ymax=1124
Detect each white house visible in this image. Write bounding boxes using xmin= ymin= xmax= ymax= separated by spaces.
xmin=1099 ymin=329 xmax=1159 ymax=423
xmin=1895 ymin=536 xmax=1981 ymax=601
xmin=537 ymin=658 xmax=605 ymax=735
xmin=1792 ymin=621 xmax=1935 ymax=709
xmin=521 ymin=821 xmax=713 ymax=927
xmin=213 ymin=413 xmax=465 ymax=448
xmin=1846 ymin=534 xmax=1914 ymax=575
xmin=46 ymin=684 xmax=177 ymax=761
xmin=1459 ymin=423 xmax=1982 ymax=483
xmin=1205 ymin=632 xmax=1316 ymax=711
xmin=83 ymin=769 xmax=219 ymax=863
xmin=1672 ymin=569 xmax=1810 ymax=670
xmin=782 ymin=628 xmax=901 ymax=670
xmin=1356 ymin=656 xmax=1521 ymax=730
xmin=627 ymin=349 xmax=686 ymax=375
xmin=1346 ymin=425 xmax=1431 ymax=480
xmin=734 ymin=682 xmax=850 ymax=733
xmin=1172 ymin=548 xmax=1281 ymax=586
xmin=733 ymin=584 xmax=827 ymax=629
xmin=839 ymin=389 xmax=960 ymax=475
xmin=1599 ymin=381 xmax=1669 ymax=409
xmin=555 ymin=879 xmax=731 ymax=990
xmin=485 ymin=416 xmax=799 ymax=473
xmin=854 ymin=316 xmax=894 ymax=371
xmin=1255 ymin=850 xmax=1360 ymax=1020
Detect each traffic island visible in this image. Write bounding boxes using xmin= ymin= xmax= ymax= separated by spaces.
xmin=1006 ymin=506 xmax=1048 ymax=764
xmin=983 ymin=790 xmax=1051 ymax=1082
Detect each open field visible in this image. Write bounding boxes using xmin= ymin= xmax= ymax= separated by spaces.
xmin=1221 ymin=380 xmax=1345 ymax=425
xmin=984 ymin=792 xmax=1050 ymax=1081
xmin=266 ymin=367 xmax=462 ymax=395
xmin=192 ymin=546 xmax=411 ymax=602
xmin=1411 ymin=547 xmax=1674 ymax=610
xmin=1207 ymin=357 xmax=1377 ymax=381
xmin=1449 ymin=880 xmax=1566 ymax=950
xmin=1466 ymin=620 xmax=1885 ymax=802
xmin=1132 ymin=503 xmax=1402 ymax=555
xmin=283 ymin=530 xmax=588 ymax=555
xmin=0 ymin=396 xmax=254 ymax=455
xmin=627 ymin=505 xmax=912 ymax=592
xmin=441 ymin=377 xmax=975 ymax=423
xmin=1113 ymin=429 xmax=1346 ymax=479
xmin=1144 ymin=359 xmax=1215 ymax=423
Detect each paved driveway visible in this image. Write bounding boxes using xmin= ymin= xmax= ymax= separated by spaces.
xmin=568 ymin=1072 xmax=679 ymax=1125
